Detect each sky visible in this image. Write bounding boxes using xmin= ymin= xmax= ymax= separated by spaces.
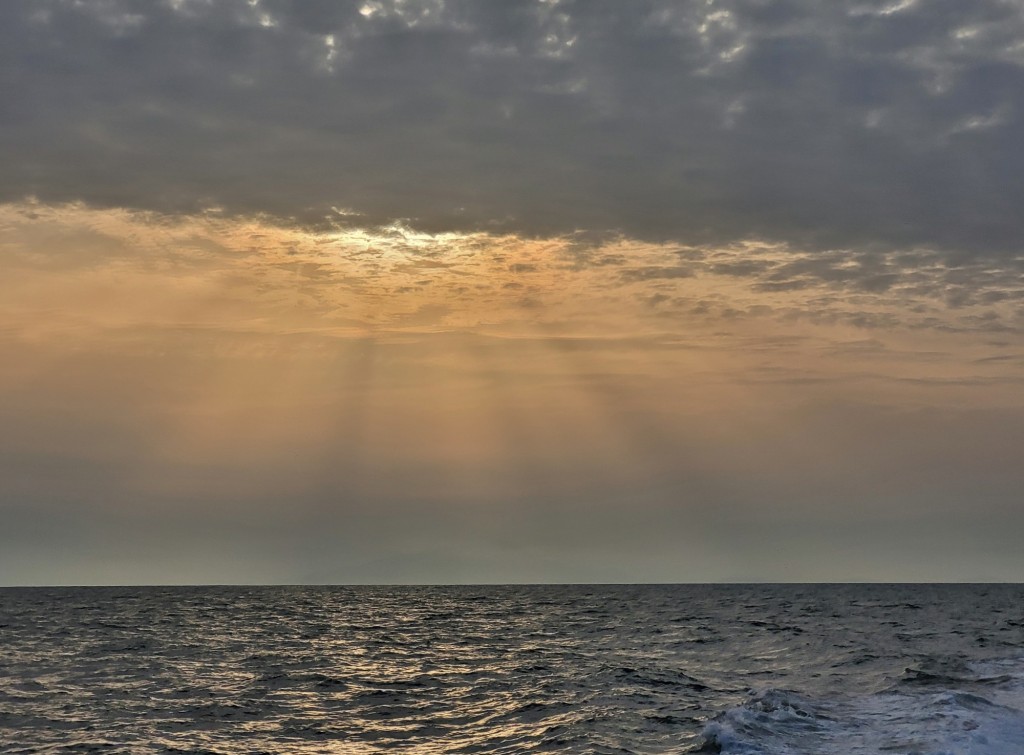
xmin=2 ymin=0 xmax=1024 ymax=584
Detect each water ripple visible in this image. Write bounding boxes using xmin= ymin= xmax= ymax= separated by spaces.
xmin=1 ymin=585 xmax=1022 ymax=753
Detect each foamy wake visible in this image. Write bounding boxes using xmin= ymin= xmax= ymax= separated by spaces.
xmin=694 ymin=656 xmax=1024 ymax=754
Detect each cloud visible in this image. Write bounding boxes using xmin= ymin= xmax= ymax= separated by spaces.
xmin=5 ymin=2 xmax=1024 ymax=584
xmin=4 ymin=202 xmax=1022 ymax=345
xmin=3 ymin=0 xmax=1024 ymax=257
xmin=619 ymin=265 xmax=694 ymax=282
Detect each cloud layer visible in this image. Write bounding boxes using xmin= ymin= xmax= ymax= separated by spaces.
xmin=4 ymin=0 xmax=1024 ymax=254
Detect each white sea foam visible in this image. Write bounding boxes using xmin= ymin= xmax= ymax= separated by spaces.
xmin=698 ymin=657 xmax=1024 ymax=754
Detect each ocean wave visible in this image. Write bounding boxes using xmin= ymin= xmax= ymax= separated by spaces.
xmin=4 ymin=585 xmax=1023 ymax=753
xmin=695 ymin=656 xmax=1024 ymax=754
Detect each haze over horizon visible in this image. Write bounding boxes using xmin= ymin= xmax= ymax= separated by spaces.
xmin=2 ymin=0 xmax=1024 ymax=585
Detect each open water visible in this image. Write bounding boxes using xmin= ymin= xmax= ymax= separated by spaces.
xmin=1 ymin=584 xmax=1023 ymax=753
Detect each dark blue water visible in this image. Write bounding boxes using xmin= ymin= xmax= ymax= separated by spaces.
xmin=2 ymin=584 xmax=1023 ymax=753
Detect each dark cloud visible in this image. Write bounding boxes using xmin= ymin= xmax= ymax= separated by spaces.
xmin=619 ymin=265 xmax=694 ymax=282
xmin=3 ymin=0 xmax=1024 ymax=255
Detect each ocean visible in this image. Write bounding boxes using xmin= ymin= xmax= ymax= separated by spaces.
xmin=1 ymin=584 xmax=1023 ymax=753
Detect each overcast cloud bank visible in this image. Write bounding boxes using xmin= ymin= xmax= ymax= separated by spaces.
xmin=3 ymin=0 xmax=1024 ymax=256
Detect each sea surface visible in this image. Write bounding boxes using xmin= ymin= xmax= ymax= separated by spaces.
xmin=1 ymin=584 xmax=1023 ymax=753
